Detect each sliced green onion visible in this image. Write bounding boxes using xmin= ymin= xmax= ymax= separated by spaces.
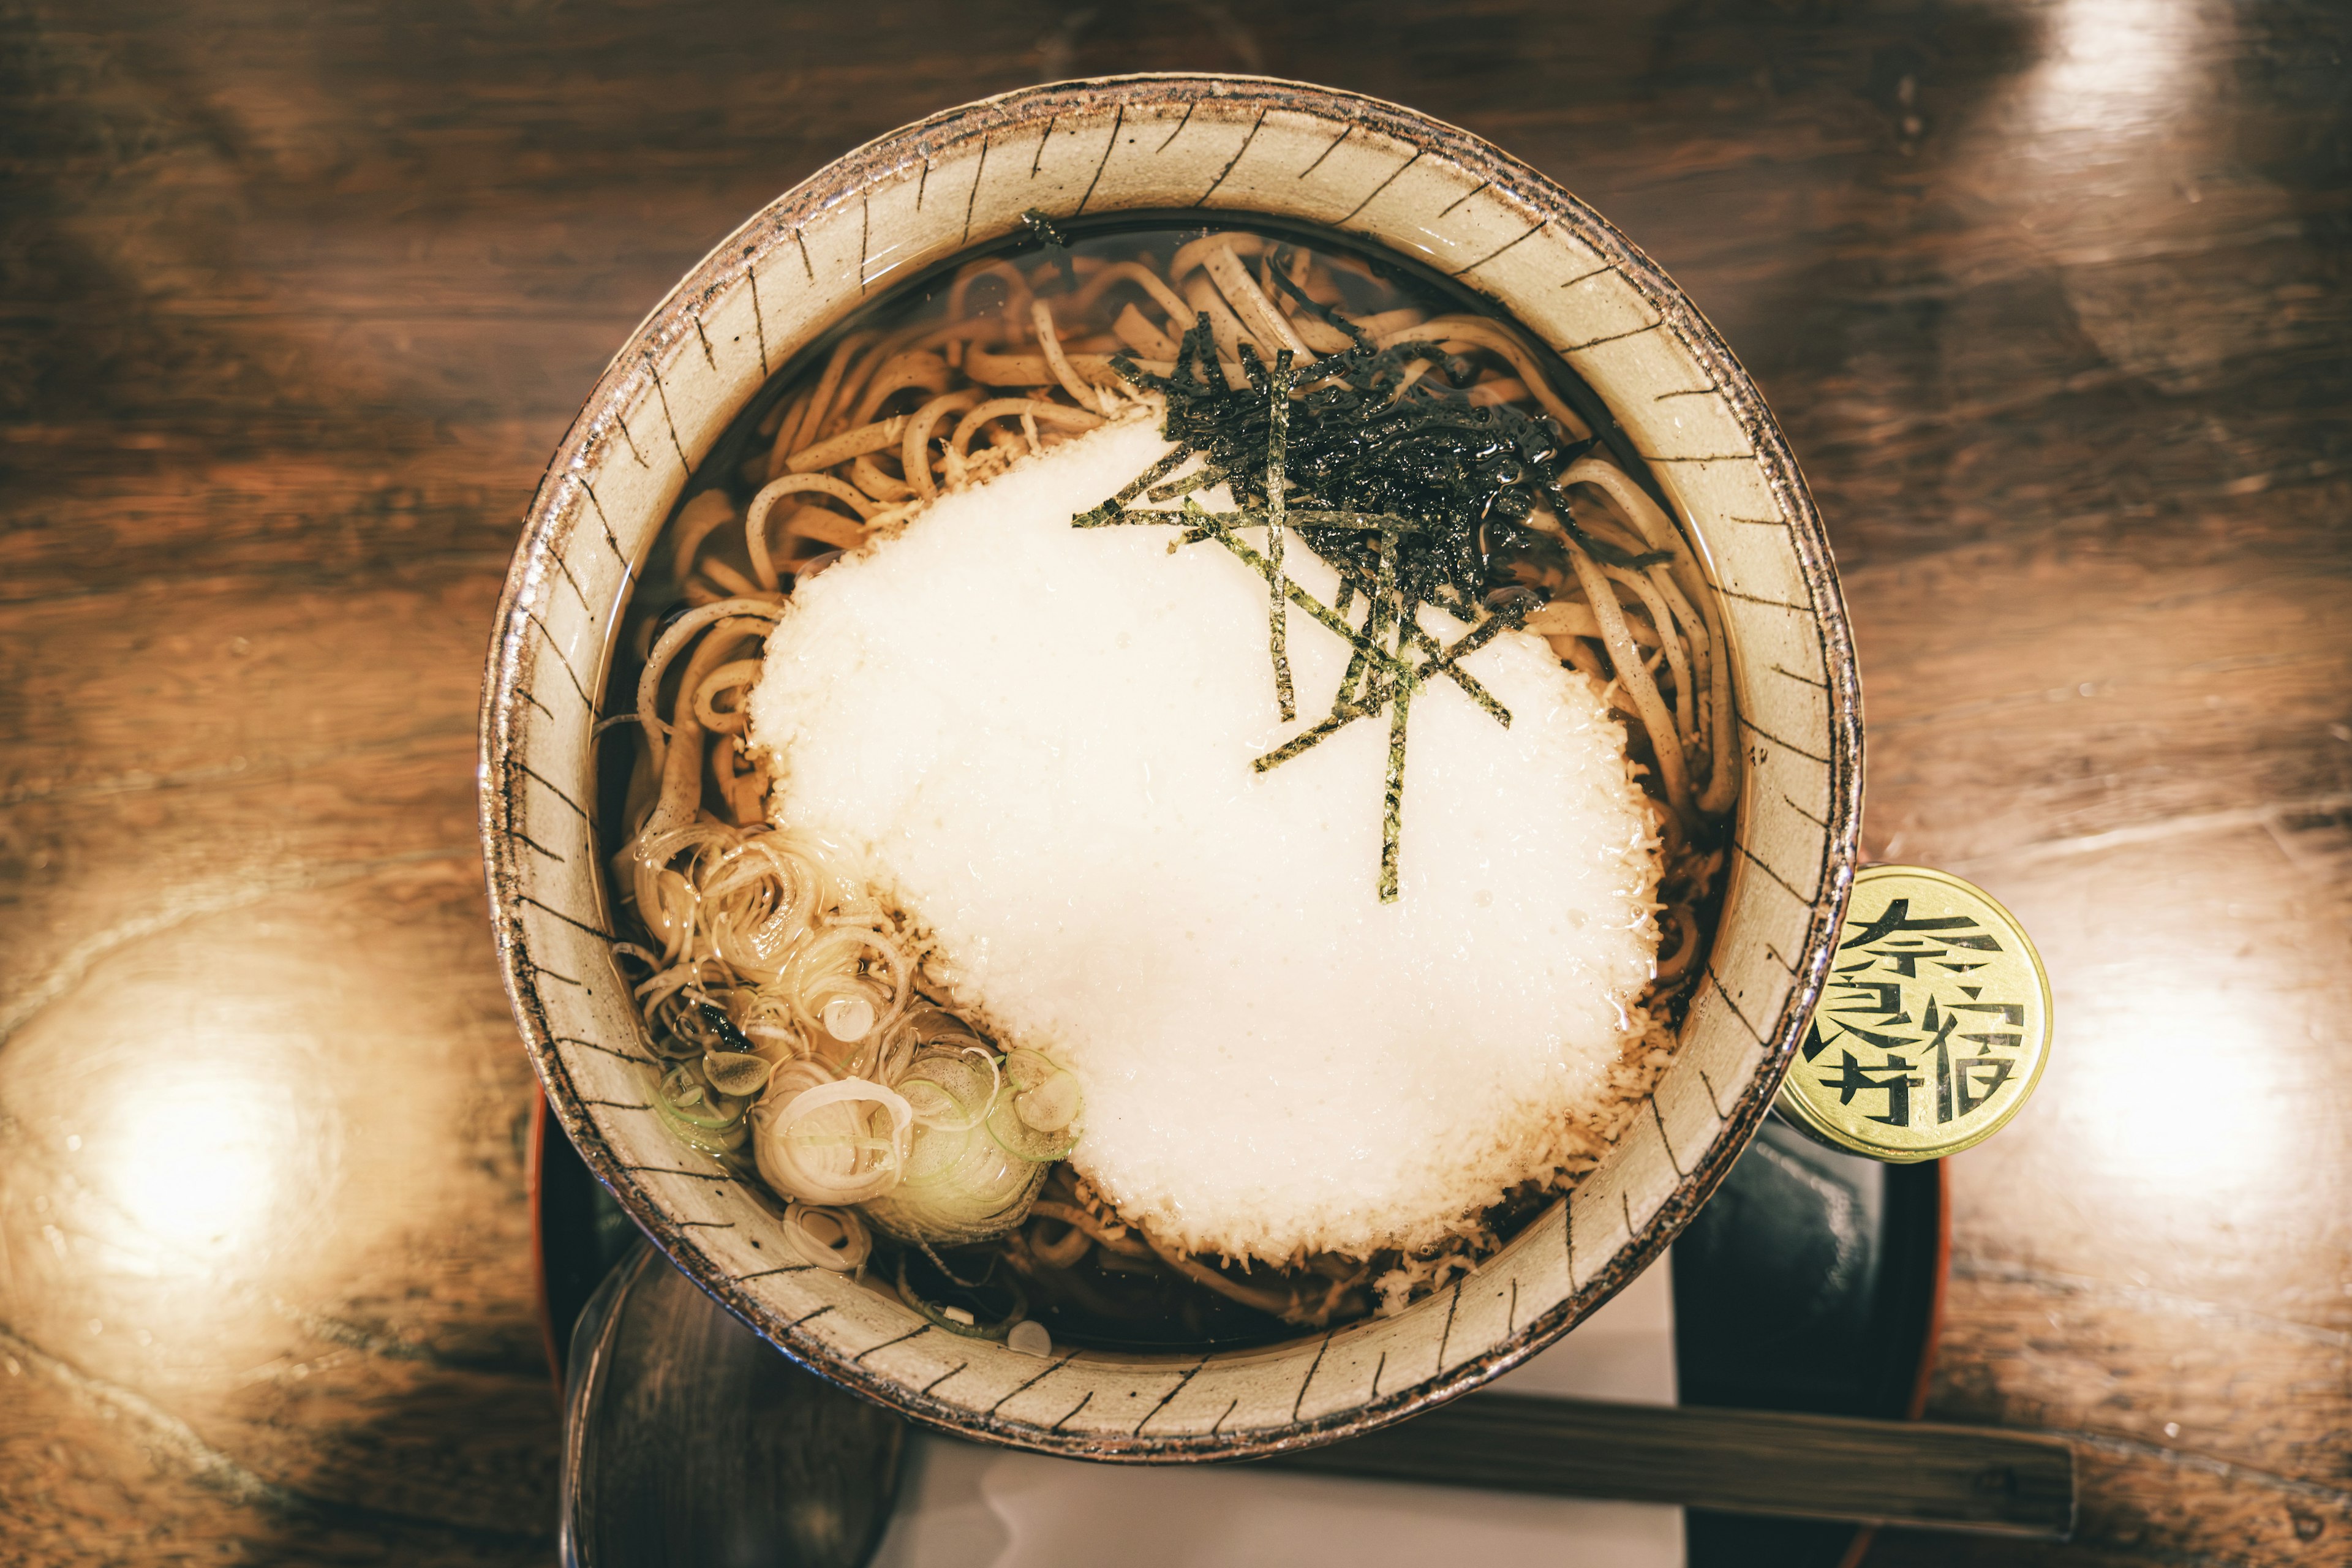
xmin=658 ymin=1065 xmax=745 ymax=1131
xmin=703 ymin=1050 xmax=774 ymax=1098
xmin=1014 ymin=1069 xmax=1079 ymax=1134
xmin=895 ymin=1047 xmax=1001 ymax=1133
xmin=986 ymin=1048 xmax=1082 ymax=1161
xmin=754 ymin=1076 xmax=911 ymax=1205
xmin=653 ymin=1063 xmax=748 ymax=1156
xmin=864 ymin=1102 xmax=1046 ymax=1245
xmin=653 ymin=1100 xmax=747 ymax=1158
xmin=778 ymin=1202 xmax=871 ymax=1273
xmin=894 ymin=1117 xmax=976 ymax=1188
xmin=986 ymin=1101 xmax=1077 ymax=1163
xmin=895 ymin=1254 xmax=1028 ymax=1341
xmin=822 ymin=993 xmax=876 ymax=1042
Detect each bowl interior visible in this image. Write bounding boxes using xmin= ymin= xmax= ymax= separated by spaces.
xmin=480 ymin=75 xmax=1859 ymax=1460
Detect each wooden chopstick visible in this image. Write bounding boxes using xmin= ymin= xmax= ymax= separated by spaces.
xmin=1264 ymin=1392 xmax=2076 ymax=1539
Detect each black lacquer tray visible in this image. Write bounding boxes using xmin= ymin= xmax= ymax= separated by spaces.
xmin=1672 ymin=1117 xmax=1947 ymax=1567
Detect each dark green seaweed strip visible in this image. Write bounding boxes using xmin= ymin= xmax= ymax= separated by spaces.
xmin=1074 ymin=445 xmax=1192 ymax=527
xmin=1103 ymin=351 xmax=1166 ymax=393
xmin=1237 ymin=340 xmax=1272 ymax=395
xmin=1546 ymin=483 xmax=1674 ymax=570
xmin=1326 ymin=556 xmax=1513 ymax=723
xmin=1251 ymin=706 xmax=1368 ymax=773
xmin=1180 ymin=312 xmax=1219 ymax=389
xmin=1365 ymin=524 xmax=1400 ymax=709
xmin=1019 ymin=208 xmax=1078 ymax=290
xmin=1094 ymin=503 xmax=1422 ymax=533
xmin=1427 ymin=598 xmax=1528 ymax=666
xmin=1286 ymin=510 xmax=1425 ymax=533
xmin=1265 ymin=255 xmax=1373 ymax=349
xmin=1265 ymin=351 xmax=1296 ymax=722
xmin=1147 ymin=466 xmax=1226 ymax=503
xmin=1159 ymin=497 xmax=1513 ymax=745
xmin=1330 ymin=612 xmax=1373 ymax=723
xmin=1402 ymin=617 xmax=1515 ymax=727
xmin=1179 ymin=500 xmax=1409 ymax=671
xmin=1114 ymin=446 xmax=1191 ymax=506
xmin=1379 ymin=679 xmax=1415 ymax=904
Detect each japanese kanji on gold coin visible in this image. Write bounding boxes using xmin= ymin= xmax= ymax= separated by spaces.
xmin=1777 ymin=865 xmax=2053 ymax=1163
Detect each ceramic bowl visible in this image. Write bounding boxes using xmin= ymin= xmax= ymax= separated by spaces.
xmin=478 ymin=74 xmax=1861 ymax=1461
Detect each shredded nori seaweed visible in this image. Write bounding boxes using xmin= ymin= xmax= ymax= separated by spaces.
xmin=1264 ymin=350 xmax=1297 ymax=722
xmin=1019 ymin=208 xmax=1079 ymax=292
xmin=1075 ymin=287 xmax=1613 ymax=901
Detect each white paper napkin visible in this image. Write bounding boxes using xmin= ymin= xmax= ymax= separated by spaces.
xmin=872 ymin=1256 xmax=1683 ymax=1568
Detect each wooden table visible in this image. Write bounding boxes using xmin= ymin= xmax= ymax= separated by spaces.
xmin=2 ymin=3 xmax=2345 ymax=1562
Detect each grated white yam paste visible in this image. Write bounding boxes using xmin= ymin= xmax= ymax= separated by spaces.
xmin=747 ymin=415 xmax=1661 ymax=1263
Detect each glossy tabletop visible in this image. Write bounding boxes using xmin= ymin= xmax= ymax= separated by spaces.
xmin=2 ymin=3 xmax=2346 ymax=1564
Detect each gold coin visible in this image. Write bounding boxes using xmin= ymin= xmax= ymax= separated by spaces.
xmin=1775 ymin=865 xmax=2052 ymax=1163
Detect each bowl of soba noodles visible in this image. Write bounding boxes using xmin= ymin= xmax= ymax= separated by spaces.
xmin=480 ymin=75 xmax=1860 ymax=1461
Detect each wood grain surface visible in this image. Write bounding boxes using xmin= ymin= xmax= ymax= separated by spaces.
xmin=1 ymin=2 xmax=2345 ymax=1564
